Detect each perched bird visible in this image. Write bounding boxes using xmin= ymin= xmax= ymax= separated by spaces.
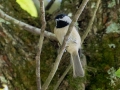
xmin=54 ymin=14 xmax=84 ymax=77
xmin=0 ymin=84 xmax=8 ymax=90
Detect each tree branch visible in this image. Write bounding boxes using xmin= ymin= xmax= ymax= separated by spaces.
xmin=35 ymin=0 xmax=46 ymax=90
xmin=45 ymin=0 xmax=55 ymax=10
xmin=0 ymin=9 xmax=56 ymax=41
xmin=81 ymin=0 xmax=101 ymax=43
xmin=53 ymin=0 xmax=101 ymax=89
xmin=41 ymin=0 xmax=89 ymax=90
xmin=53 ymin=65 xmax=72 ymax=90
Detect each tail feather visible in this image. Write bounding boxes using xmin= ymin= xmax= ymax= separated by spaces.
xmin=71 ymin=52 xmax=84 ymax=77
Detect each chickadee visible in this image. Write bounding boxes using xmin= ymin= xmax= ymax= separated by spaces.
xmin=0 ymin=84 xmax=8 ymax=90
xmin=54 ymin=14 xmax=84 ymax=77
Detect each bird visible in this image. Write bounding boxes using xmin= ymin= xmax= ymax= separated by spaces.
xmin=0 ymin=84 xmax=8 ymax=90
xmin=54 ymin=14 xmax=85 ymax=77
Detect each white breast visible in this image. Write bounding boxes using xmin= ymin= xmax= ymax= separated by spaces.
xmin=54 ymin=26 xmax=68 ymax=44
xmin=54 ymin=26 xmax=81 ymax=53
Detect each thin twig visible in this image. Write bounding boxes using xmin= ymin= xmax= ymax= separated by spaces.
xmin=53 ymin=0 xmax=101 ymax=90
xmin=35 ymin=0 xmax=46 ymax=90
xmin=41 ymin=0 xmax=89 ymax=90
xmin=0 ymin=9 xmax=56 ymax=40
xmin=53 ymin=65 xmax=72 ymax=90
xmin=81 ymin=0 xmax=101 ymax=43
xmin=45 ymin=0 xmax=55 ymax=10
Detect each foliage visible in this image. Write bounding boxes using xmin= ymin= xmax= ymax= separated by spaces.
xmin=115 ymin=68 xmax=120 ymax=78
xmin=107 ymin=67 xmax=117 ymax=86
xmin=108 ymin=0 xmax=116 ymax=8
xmin=106 ymin=22 xmax=120 ymax=33
xmin=16 ymin=0 xmax=38 ymax=17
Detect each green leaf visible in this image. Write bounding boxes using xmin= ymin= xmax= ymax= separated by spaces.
xmin=115 ymin=68 xmax=120 ymax=78
xmin=16 ymin=0 xmax=38 ymax=17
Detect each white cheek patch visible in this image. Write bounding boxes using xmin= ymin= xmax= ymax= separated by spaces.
xmin=57 ymin=16 xmax=72 ymax=24
xmin=62 ymin=16 xmax=72 ymax=23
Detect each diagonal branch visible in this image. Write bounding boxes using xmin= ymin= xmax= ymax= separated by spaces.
xmin=35 ymin=0 xmax=46 ymax=90
xmin=53 ymin=0 xmax=101 ymax=89
xmin=45 ymin=0 xmax=55 ymax=10
xmin=41 ymin=0 xmax=89 ymax=90
xmin=81 ymin=0 xmax=101 ymax=43
xmin=53 ymin=64 xmax=72 ymax=90
xmin=0 ymin=9 xmax=56 ymax=40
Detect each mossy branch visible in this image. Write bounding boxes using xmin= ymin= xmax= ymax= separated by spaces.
xmin=54 ymin=0 xmax=101 ymax=89
xmin=41 ymin=0 xmax=89 ymax=90
xmin=0 ymin=9 xmax=56 ymax=41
